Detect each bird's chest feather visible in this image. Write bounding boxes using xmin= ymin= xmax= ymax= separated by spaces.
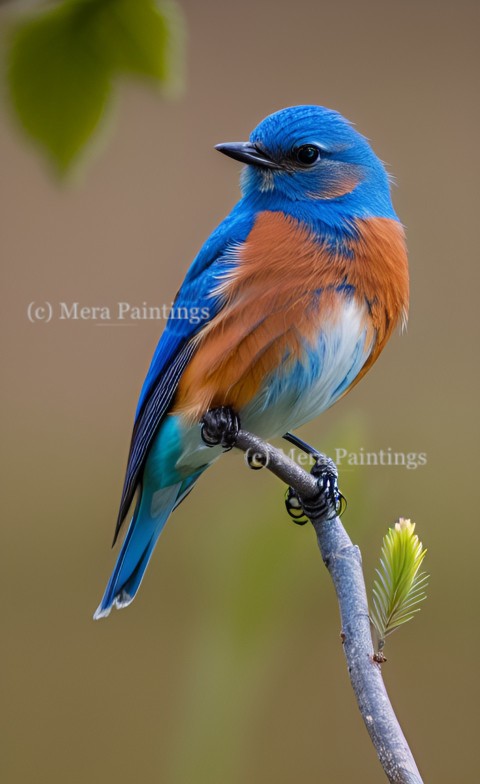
xmin=173 ymin=210 xmax=408 ymax=425
xmin=241 ymin=295 xmax=373 ymax=437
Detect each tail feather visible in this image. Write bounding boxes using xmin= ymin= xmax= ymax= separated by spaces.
xmin=94 ymin=482 xmax=181 ymax=619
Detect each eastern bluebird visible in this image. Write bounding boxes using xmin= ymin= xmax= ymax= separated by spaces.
xmin=94 ymin=105 xmax=409 ymax=618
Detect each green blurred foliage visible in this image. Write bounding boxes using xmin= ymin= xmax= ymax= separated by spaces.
xmin=7 ymin=0 xmax=184 ymax=175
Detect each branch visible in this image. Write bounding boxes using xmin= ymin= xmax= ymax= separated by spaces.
xmin=234 ymin=428 xmax=423 ymax=784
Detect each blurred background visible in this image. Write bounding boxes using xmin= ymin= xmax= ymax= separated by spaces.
xmin=2 ymin=1 xmax=479 ymax=782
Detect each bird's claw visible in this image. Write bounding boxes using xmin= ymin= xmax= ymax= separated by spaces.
xmin=201 ymin=406 xmax=240 ymax=450
xmin=286 ymin=454 xmax=346 ymax=524
xmin=285 ymin=486 xmax=309 ymax=525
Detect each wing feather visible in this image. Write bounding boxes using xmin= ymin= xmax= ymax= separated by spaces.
xmin=113 ymin=340 xmax=196 ymax=544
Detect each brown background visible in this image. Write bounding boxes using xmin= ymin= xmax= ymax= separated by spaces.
xmin=2 ymin=1 xmax=479 ymax=782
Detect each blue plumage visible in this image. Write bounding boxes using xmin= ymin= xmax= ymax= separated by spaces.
xmin=94 ymin=484 xmax=180 ymax=618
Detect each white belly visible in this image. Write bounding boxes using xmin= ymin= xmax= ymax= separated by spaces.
xmin=242 ymin=297 xmax=372 ymax=437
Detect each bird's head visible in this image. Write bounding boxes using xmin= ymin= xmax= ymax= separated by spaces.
xmin=216 ymin=105 xmax=392 ymax=212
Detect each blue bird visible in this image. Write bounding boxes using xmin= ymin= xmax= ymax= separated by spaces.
xmin=94 ymin=105 xmax=408 ymax=618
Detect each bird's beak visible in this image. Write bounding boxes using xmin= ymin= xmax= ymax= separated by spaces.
xmin=215 ymin=141 xmax=282 ymax=170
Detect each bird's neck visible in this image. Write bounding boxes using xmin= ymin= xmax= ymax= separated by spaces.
xmin=241 ymin=177 xmax=398 ymax=232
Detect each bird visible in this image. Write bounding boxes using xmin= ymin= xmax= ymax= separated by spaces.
xmin=94 ymin=104 xmax=409 ymax=619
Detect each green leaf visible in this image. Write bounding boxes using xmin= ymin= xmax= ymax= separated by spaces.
xmin=93 ymin=0 xmax=184 ymax=89
xmin=370 ymin=518 xmax=428 ymax=650
xmin=8 ymin=2 xmax=112 ymax=174
xmin=6 ymin=0 xmax=184 ymax=175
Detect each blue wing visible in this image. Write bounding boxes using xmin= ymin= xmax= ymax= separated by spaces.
xmin=113 ymin=205 xmax=255 ymax=543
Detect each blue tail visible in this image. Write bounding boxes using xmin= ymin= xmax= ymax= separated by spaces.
xmin=94 ymin=482 xmax=182 ymax=619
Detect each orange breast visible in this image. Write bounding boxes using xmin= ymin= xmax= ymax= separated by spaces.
xmin=172 ymin=211 xmax=408 ymax=422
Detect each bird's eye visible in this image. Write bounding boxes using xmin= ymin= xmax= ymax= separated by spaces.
xmin=294 ymin=145 xmax=320 ymax=166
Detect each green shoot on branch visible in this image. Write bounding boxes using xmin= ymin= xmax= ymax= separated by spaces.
xmin=370 ymin=518 xmax=428 ymax=657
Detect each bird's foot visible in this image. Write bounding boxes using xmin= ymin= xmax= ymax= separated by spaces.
xmin=201 ymin=406 xmax=240 ymax=450
xmin=285 ymin=486 xmax=309 ymax=525
xmin=285 ymin=454 xmax=345 ymax=525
